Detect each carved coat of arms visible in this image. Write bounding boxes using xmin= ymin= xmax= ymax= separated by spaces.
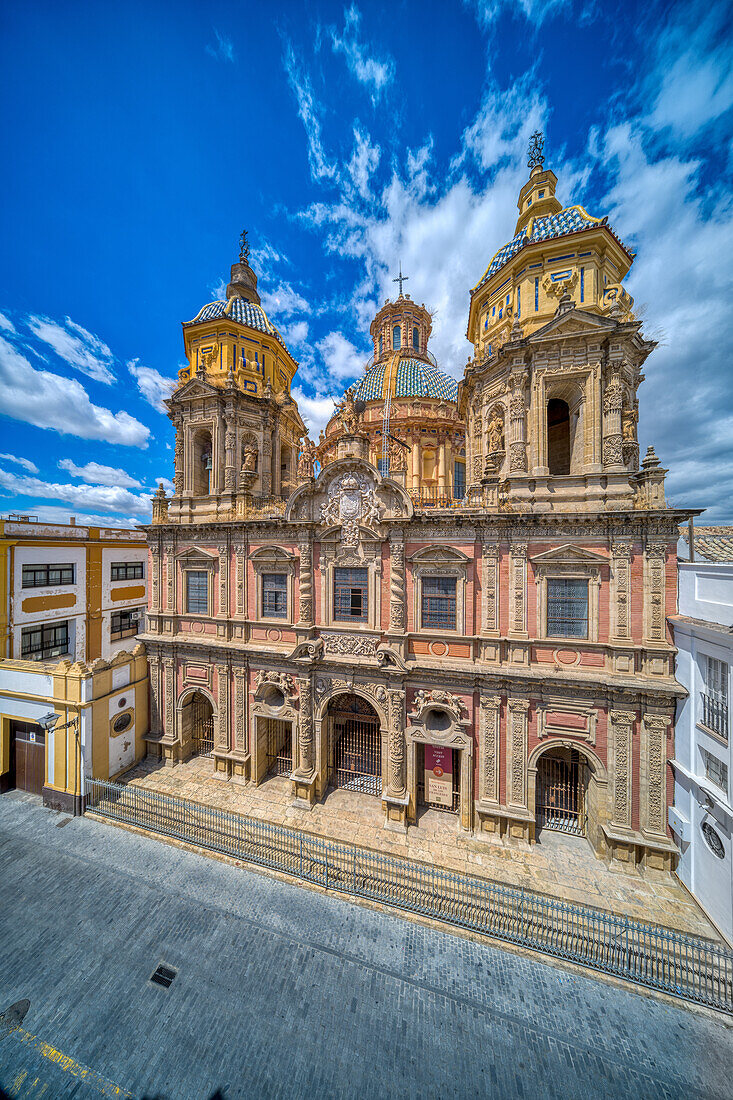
xmin=320 ymin=473 xmax=381 ymax=548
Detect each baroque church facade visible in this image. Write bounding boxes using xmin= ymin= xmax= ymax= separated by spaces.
xmin=142 ymin=142 xmax=686 ymax=874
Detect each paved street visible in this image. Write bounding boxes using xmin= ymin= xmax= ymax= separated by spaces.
xmin=0 ymin=791 xmax=731 ymax=1100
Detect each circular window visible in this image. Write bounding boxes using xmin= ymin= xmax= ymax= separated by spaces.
xmin=118 ymin=697 xmax=127 ymax=709
xmin=425 ymin=708 xmax=451 ymax=732
xmin=702 ymin=821 xmax=725 ymax=860
xmin=113 ymin=713 xmax=132 ymax=734
xmin=266 ymin=688 xmax=285 ymax=709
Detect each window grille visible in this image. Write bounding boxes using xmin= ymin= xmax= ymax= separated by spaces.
xmin=547 ymin=578 xmax=588 ymax=638
xmin=21 ymin=620 xmax=70 ymax=660
xmin=111 ymin=608 xmax=141 ymax=640
xmin=702 ymin=656 xmax=729 ymax=741
xmin=111 ymin=561 xmax=144 ymax=581
xmin=422 ymin=576 xmax=457 ymax=630
xmin=702 ymin=748 xmax=728 ymax=795
xmin=262 ymin=573 xmax=287 ymax=618
xmin=334 ymin=568 xmax=368 ymax=622
xmin=22 ymin=563 xmax=74 ymax=588
xmin=186 ymin=571 xmax=209 ymax=615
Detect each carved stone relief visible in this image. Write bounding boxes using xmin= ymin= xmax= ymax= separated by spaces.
xmin=507 ymin=699 xmax=529 ymax=809
xmin=479 ymin=696 xmax=501 ymax=803
xmin=609 ymin=710 xmax=634 ymax=829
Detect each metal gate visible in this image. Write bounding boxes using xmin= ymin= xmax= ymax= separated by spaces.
xmin=536 ymin=750 xmax=586 ymax=835
xmin=265 ymin=719 xmax=292 ymax=777
xmin=330 ymin=703 xmax=381 ymax=796
xmin=191 ymin=695 xmax=214 ymax=757
xmin=10 ymin=720 xmax=45 ymax=796
xmin=417 ymin=744 xmax=460 ymax=814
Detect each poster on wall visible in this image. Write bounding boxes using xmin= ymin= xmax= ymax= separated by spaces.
xmin=425 ymin=745 xmax=453 ymax=807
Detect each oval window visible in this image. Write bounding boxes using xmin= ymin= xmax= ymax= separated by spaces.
xmin=113 ymin=713 xmax=132 ymax=733
xmin=425 ymin=708 xmax=451 ymax=731
xmin=702 ymin=821 xmax=725 ymax=860
xmin=266 ymin=688 xmax=285 ymax=709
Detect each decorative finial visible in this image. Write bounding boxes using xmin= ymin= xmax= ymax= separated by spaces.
xmin=527 ymin=130 xmax=545 ymax=171
xmin=239 ymin=229 xmax=250 ymax=263
xmin=393 ymin=262 xmax=409 ymax=297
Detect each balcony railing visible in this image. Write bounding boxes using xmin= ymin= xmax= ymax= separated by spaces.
xmin=701 ymin=693 xmax=729 ymax=742
xmin=407 ymin=487 xmax=469 ymax=510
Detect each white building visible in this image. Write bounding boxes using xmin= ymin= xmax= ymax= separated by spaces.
xmin=671 ymin=526 xmax=733 ymax=944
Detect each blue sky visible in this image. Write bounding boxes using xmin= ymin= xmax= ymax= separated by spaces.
xmin=1 ymin=0 xmax=732 ymax=525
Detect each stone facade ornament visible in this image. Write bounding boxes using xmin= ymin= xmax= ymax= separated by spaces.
xmin=320 ymin=472 xmax=382 ymax=548
xmin=296 ymin=676 xmax=314 ymax=774
xmin=321 ymin=631 xmax=379 ymax=658
xmin=254 ymin=670 xmax=298 ymax=700
xmin=410 ymin=688 xmax=468 ymax=723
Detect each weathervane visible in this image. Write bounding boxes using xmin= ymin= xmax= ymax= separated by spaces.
xmin=239 ymin=229 xmax=250 ymax=263
xmin=393 ymin=262 xmax=408 ymax=297
xmin=527 ymin=130 xmax=545 ymax=171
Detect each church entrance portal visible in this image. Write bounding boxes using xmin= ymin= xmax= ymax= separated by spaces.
xmin=264 ymin=718 xmax=292 ymax=777
xmin=187 ymin=692 xmax=214 ymax=757
xmin=535 ymin=748 xmax=588 ymax=836
xmin=327 ymin=694 xmax=381 ymax=796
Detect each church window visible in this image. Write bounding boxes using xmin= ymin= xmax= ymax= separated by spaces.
xmin=506 ymin=293 xmax=510 ymax=305
xmin=392 ymin=324 xmax=401 ymax=350
xmin=413 ymin=326 xmax=420 ymax=351
xmin=498 ymin=308 xmax=503 ymax=319
xmin=527 ymin=197 xmax=532 ymax=206
xmin=488 ymin=343 xmax=492 ymax=356
xmin=334 ymin=568 xmax=368 ymax=622
xmin=538 ymin=190 xmax=545 ymax=198
xmin=421 ymin=576 xmax=457 ymax=631
xmin=453 ymin=459 xmax=465 ymax=500
xmin=535 ymin=277 xmax=539 ymax=311
xmin=547 ymin=398 xmax=571 ymax=475
xmin=379 ymin=334 xmax=383 ymax=356
xmin=580 ymin=267 xmax=585 ymax=303
xmin=547 ymin=578 xmax=588 ymax=639
xmin=262 ymin=574 xmax=288 ymax=619
xmin=186 ymin=571 xmax=209 ymax=616
xmin=492 ymin=306 xmax=495 ymax=317
xmin=517 ymin=285 xmax=521 ymax=317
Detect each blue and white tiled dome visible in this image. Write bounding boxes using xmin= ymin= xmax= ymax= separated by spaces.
xmin=350 ymin=356 xmax=458 ymax=403
xmin=476 ymin=206 xmax=609 ymax=289
xmin=184 ymin=297 xmax=287 ymax=348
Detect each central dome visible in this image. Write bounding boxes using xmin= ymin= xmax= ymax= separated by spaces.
xmin=351 ymin=353 xmax=458 ymax=404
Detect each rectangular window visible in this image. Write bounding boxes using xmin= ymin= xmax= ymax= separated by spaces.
xmin=22 ymin=563 xmax=75 ymax=588
xmin=538 ymin=190 xmax=545 ymax=198
xmin=453 ymin=460 xmax=466 ymax=500
xmin=333 ymin=567 xmax=368 ymax=622
xmin=535 ymin=276 xmax=539 ymax=311
xmin=262 ymin=573 xmax=288 ymax=619
xmin=111 ymin=561 xmax=144 ymax=581
xmin=21 ymin=620 xmax=70 ymax=660
xmin=186 ymin=570 xmax=209 ymax=615
xmin=580 ymin=267 xmax=585 ymax=303
xmin=702 ymin=656 xmax=729 ymax=741
xmin=506 ymin=293 xmax=510 ymax=305
xmin=517 ymin=284 xmax=521 ymax=318
xmin=421 ymin=576 xmax=457 ymax=631
xmin=111 ymin=607 xmax=142 ymax=640
xmin=702 ymin=748 xmax=728 ymax=795
xmin=547 ymin=578 xmax=589 ymax=638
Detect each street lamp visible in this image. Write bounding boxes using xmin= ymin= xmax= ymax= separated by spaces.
xmin=37 ymin=710 xmax=84 ymax=816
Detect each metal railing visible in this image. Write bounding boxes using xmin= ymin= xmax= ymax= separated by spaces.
xmin=701 ymin=693 xmax=729 ymax=742
xmin=85 ymin=777 xmax=733 ymax=1014
xmin=407 ymin=487 xmax=467 ymax=509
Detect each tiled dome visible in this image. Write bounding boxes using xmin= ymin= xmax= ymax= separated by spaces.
xmin=475 ymin=206 xmax=629 ymax=290
xmin=351 ymin=356 xmax=458 ymax=403
xmin=184 ymin=297 xmax=287 ymax=348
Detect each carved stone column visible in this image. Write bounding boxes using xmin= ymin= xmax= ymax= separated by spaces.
xmin=261 ymin=425 xmax=272 ymax=495
xmin=218 ymin=542 xmax=229 ymax=620
xmin=602 ymin=373 xmax=624 ymax=469
xmin=479 ymin=695 xmax=501 ymax=804
xmin=173 ymin=416 xmax=183 ymax=495
xmin=149 ymin=541 xmax=162 ymax=613
xmin=224 ymin=416 xmax=236 ymax=491
xmin=641 ymin=712 xmax=671 ymax=839
xmin=233 ymin=668 xmax=247 ymax=753
xmin=161 ymin=656 xmax=177 ymax=764
xmin=148 ymin=654 xmax=163 ymax=737
xmin=389 ymin=529 xmax=406 ymax=631
xmin=508 ymin=376 xmax=528 ymax=474
xmin=234 ymin=540 xmax=246 ymax=619
xmin=297 ymin=677 xmax=314 ymax=774
xmin=611 ymin=540 xmax=633 ymax=641
xmin=482 ymin=538 xmax=499 ymax=634
xmin=387 ymin=689 xmax=406 ymax=795
xmin=608 ymin=710 xmax=634 ymax=830
xmin=508 ymin=542 xmax=528 ymax=636
xmin=163 ymin=540 xmax=175 ymax=613
xmin=506 ymin=699 xmax=529 ymax=812
xmin=644 ymin=540 xmax=667 ymax=644
xmin=298 ymin=533 xmax=314 ymax=627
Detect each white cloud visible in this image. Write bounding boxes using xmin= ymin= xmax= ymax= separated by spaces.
xmin=58 ymin=459 xmax=142 ymax=489
xmin=208 ymin=277 xmax=227 ymax=301
xmin=329 ymin=5 xmax=395 ymax=105
xmin=259 ymin=281 xmax=310 ymax=318
xmin=283 ymin=38 xmax=338 ymax=183
xmin=26 ymin=314 xmax=115 ymax=384
xmin=0 ymin=335 xmax=150 ymax=447
xmin=291 ymin=386 xmax=338 ymax=439
xmin=7 ymin=504 xmax=142 ymax=529
xmin=316 ymin=330 xmax=365 ymax=383
xmin=127 ymin=358 xmax=176 ymax=413
xmin=346 ymin=126 xmax=381 ymax=200
xmin=0 ymin=453 xmax=38 ymax=474
xmin=466 ymin=0 xmax=571 ymax=27
xmin=206 ymin=29 xmax=234 ymax=63
xmin=0 ymin=312 xmax=16 ymax=333
xmin=0 ymin=468 xmax=152 ymax=517
xmin=154 ymin=476 xmax=175 ymax=493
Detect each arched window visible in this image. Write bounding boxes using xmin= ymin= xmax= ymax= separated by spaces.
xmin=412 ymin=326 xmax=420 ymax=351
xmin=392 ymin=324 xmax=401 ymax=350
xmin=379 ymin=334 xmax=383 ymax=356
xmin=547 ymin=399 xmax=571 ymax=475
xmin=193 ymin=429 xmax=213 ymax=496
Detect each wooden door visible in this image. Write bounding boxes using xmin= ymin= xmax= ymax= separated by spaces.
xmin=11 ymin=720 xmax=45 ymax=795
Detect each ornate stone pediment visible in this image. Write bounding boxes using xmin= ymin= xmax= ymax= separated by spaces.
xmin=530 ymin=544 xmax=607 ymax=567
xmin=285 ymin=457 xmax=413 ymax=530
xmin=176 ymin=546 xmax=219 ymax=561
xmin=529 ymin=306 xmax=618 ymax=343
xmin=408 ymin=545 xmax=470 ymax=564
xmin=170 ymin=378 xmax=220 ymax=402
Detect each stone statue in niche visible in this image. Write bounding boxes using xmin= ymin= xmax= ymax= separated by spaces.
xmin=622 ymin=406 xmax=637 ymax=441
xmin=486 ymin=408 xmax=505 ymax=454
xmin=242 ymin=441 xmax=258 ymax=473
xmin=388 ymin=438 xmax=407 ymax=473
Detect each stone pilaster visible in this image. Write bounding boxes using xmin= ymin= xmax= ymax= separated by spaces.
xmin=641 ymin=712 xmax=671 ymax=839
xmin=644 ymin=540 xmax=667 ymax=644
xmin=508 ymin=542 xmax=528 ymax=636
xmin=611 ymin=540 xmax=633 ymax=641
xmin=224 ymin=417 xmax=236 ymax=491
xmin=149 ymin=541 xmax=162 ymax=613
xmin=506 ymin=699 xmax=529 ymax=811
xmin=508 ymin=375 xmax=527 ymax=473
xmin=148 ymin=654 xmax=163 ymax=736
xmin=479 ymin=695 xmax=501 ymax=803
xmin=218 ymin=542 xmax=229 ymax=620
xmin=481 ymin=538 xmax=499 ymax=634
xmin=602 ymin=373 xmax=624 ymax=469
xmin=234 ymin=540 xmax=246 ymax=619
xmin=608 ymin=710 xmax=634 ymax=830
xmin=163 ymin=540 xmax=175 ymax=613
xmin=233 ymin=668 xmax=246 ymax=753
xmin=215 ymin=664 xmax=230 ymax=754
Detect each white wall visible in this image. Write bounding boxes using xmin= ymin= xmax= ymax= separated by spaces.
xmin=672 ymin=564 xmax=733 ymax=944
xmin=101 ymin=546 xmax=148 ymax=660
xmin=12 ymin=545 xmax=86 ymax=661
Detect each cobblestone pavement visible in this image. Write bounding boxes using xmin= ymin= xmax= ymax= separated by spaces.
xmin=123 ymin=756 xmax=717 ymax=938
xmin=1 ymin=791 xmax=731 ymax=1100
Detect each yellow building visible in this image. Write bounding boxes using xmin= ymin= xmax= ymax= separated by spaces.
xmin=0 ymin=515 xmax=149 ymax=810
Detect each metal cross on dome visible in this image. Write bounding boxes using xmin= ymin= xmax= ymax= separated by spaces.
xmin=239 ymin=229 xmax=250 ymax=263
xmin=393 ymin=263 xmax=408 ymax=296
xmin=527 ymin=131 xmax=545 ymax=170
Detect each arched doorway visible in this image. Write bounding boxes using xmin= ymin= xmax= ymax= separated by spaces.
xmin=326 ymin=693 xmax=381 ymax=796
xmin=181 ymin=691 xmax=214 ymax=757
xmin=547 ymin=399 xmax=570 ymax=475
xmin=535 ymin=746 xmax=589 ymax=836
